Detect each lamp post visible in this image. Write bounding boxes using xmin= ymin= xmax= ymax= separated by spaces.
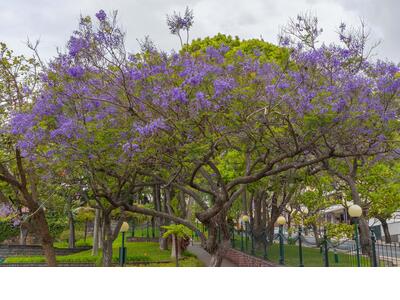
xmin=348 ymin=204 xmax=362 ymax=267
xmin=240 ymin=218 xmax=245 ymax=251
xmin=119 ymin=221 xmax=129 ymax=267
xmin=277 ymin=215 xmax=286 ymax=265
xmin=242 ymin=215 xmax=250 ymax=252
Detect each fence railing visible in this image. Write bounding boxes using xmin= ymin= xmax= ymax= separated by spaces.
xmin=133 ymin=221 xmax=400 ymax=267
xmin=227 ymin=225 xmax=400 ymax=267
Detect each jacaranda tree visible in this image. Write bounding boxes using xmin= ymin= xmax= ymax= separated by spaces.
xmin=9 ymin=9 xmax=400 ymax=266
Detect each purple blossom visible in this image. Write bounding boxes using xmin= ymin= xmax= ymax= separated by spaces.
xmin=95 ymin=9 xmax=107 ymax=22
xmin=68 ymin=36 xmax=89 ymax=57
xmin=68 ymin=66 xmax=85 ymax=78
xmin=171 ymin=87 xmax=188 ymax=103
xmin=213 ymin=78 xmax=235 ymax=97
xmin=195 ymin=91 xmax=212 ymax=109
xmin=49 ymin=116 xmax=79 ymax=139
xmin=10 ymin=113 xmax=36 ymax=135
xmin=129 ymin=69 xmax=143 ymax=80
xmin=166 ymin=7 xmax=194 ymax=34
xmin=134 ymin=118 xmax=168 ymax=136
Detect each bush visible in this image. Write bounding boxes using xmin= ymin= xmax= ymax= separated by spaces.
xmin=0 ymin=221 xmax=19 ymax=243
xmin=46 ymin=212 xmax=68 ymax=239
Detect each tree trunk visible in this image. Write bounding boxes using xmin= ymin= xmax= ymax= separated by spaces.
xmin=92 ymin=208 xmax=100 ymax=255
xmin=379 ymin=217 xmax=391 ymax=243
xmin=252 ymin=192 xmax=265 ymax=250
xmin=84 ymin=219 xmax=88 ymax=242
xmin=171 ymin=235 xmax=182 ymax=259
xmin=19 ymin=225 xmax=29 ymax=245
xmin=174 ymin=234 xmax=179 ymax=267
xmin=159 ymin=188 xmax=169 ymax=250
xmin=209 ymin=239 xmax=230 ymax=267
xmin=33 ymin=209 xmax=56 ymax=266
xmin=68 ymin=209 xmax=75 ymax=248
xmin=102 ymin=238 xmax=113 ymax=267
xmin=266 ymin=193 xmax=279 ymax=244
xmin=312 ymin=223 xmax=321 ymax=246
xmin=101 ymin=214 xmax=113 ymax=267
xmin=348 ymin=180 xmax=370 ymax=254
xmin=242 ymin=188 xmax=247 ymax=215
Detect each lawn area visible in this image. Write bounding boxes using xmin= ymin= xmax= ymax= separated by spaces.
xmin=5 ymin=235 xmax=203 ymax=267
xmin=259 ymin=243 xmax=361 ymax=267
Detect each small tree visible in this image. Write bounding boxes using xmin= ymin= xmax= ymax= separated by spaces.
xmin=162 ymin=224 xmax=191 ymax=267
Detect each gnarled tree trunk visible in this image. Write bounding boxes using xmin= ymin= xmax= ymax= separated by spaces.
xmin=378 ymin=217 xmax=391 ymax=243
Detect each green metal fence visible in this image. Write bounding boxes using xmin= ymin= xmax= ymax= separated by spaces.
xmin=227 ymin=225 xmax=398 ymax=267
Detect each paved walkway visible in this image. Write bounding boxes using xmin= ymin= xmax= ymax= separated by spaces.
xmin=187 ymin=244 xmax=237 ymax=267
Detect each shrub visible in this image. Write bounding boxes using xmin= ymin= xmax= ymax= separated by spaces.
xmin=0 ymin=221 xmax=19 ymax=243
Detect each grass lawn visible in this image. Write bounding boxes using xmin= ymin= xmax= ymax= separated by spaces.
xmin=5 ymin=235 xmax=203 ymax=267
xmin=260 ymin=244 xmax=360 ymax=267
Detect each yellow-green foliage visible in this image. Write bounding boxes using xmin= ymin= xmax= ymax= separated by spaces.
xmin=325 ymin=223 xmax=353 ymax=240
xmin=186 ymin=33 xmax=289 ymax=65
xmin=162 ymin=224 xmax=192 ymax=239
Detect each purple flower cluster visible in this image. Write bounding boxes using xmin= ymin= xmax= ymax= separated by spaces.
xmin=213 ymin=78 xmax=236 ymax=97
xmin=68 ymin=65 xmax=85 ymax=78
xmin=68 ymin=36 xmax=89 ymax=57
xmin=171 ymin=87 xmax=188 ymax=103
xmin=10 ymin=113 xmax=36 ymax=135
xmin=166 ymin=7 xmax=194 ymax=35
xmin=134 ymin=118 xmax=168 ymax=136
xmin=95 ymin=9 xmax=107 ymax=22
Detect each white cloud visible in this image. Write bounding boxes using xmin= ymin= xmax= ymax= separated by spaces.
xmin=0 ymin=0 xmax=398 ymax=62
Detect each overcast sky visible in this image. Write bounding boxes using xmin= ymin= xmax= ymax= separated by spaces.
xmin=1 ymin=0 xmax=399 ymax=63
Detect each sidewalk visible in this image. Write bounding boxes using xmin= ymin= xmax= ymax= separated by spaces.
xmin=187 ymin=244 xmax=237 ymax=267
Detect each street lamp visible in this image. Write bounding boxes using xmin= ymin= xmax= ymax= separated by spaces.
xmin=348 ymin=204 xmax=362 ymax=267
xmin=277 ymin=216 xmax=286 ymax=265
xmin=119 ymin=221 xmax=129 ymax=267
xmin=241 ymin=215 xmax=250 ymax=253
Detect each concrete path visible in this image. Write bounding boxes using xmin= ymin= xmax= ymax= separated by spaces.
xmin=187 ymin=244 xmax=237 ymax=267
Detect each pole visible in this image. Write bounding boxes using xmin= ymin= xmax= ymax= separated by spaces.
xmin=370 ymin=229 xmax=378 ymax=267
xmin=279 ymin=225 xmax=284 ymax=265
xmin=334 ymin=248 xmax=339 ymax=264
xmin=245 ymin=222 xmax=248 ymax=252
xmin=119 ymin=231 xmax=126 ymax=267
xmin=131 ymin=221 xmax=135 ymax=238
xmin=250 ymin=222 xmax=255 ymax=256
xmin=240 ymin=223 xmax=244 ymax=251
xmin=354 ymin=218 xmax=361 ymax=267
xmin=323 ymin=227 xmax=329 ymax=267
xmin=146 ymin=221 xmax=149 ymax=239
xmin=298 ymin=226 xmax=304 ymax=267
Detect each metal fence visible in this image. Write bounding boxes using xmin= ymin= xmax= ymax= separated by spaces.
xmin=227 ymin=225 xmax=400 ymax=267
xmin=134 ymin=221 xmax=400 ymax=267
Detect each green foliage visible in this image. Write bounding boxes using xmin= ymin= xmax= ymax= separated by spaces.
xmin=358 ymin=162 xmax=400 ymax=220
xmin=0 ymin=221 xmax=18 ymax=243
xmin=74 ymin=207 xmax=95 ymax=223
xmin=186 ymin=33 xmax=289 ymax=65
xmin=162 ymin=224 xmax=192 ymax=239
xmin=325 ymin=223 xmax=353 ymax=240
xmin=4 ymin=240 xmax=202 ymax=267
xmin=46 ymin=211 xmax=68 ymax=239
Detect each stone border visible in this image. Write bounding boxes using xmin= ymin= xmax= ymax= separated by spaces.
xmin=0 ymin=258 xmax=190 ymax=267
xmin=126 ymin=237 xmax=159 ymax=243
xmin=223 ymin=248 xmax=278 ymax=267
xmin=0 ymin=245 xmax=91 ymax=257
